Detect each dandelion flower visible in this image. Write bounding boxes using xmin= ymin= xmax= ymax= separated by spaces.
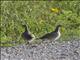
xmin=51 ymin=8 xmax=60 ymax=13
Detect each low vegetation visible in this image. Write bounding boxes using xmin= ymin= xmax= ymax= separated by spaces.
xmin=1 ymin=1 xmax=80 ymax=46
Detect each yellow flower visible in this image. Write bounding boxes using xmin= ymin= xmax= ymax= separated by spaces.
xmin=51 ymin=8 xmax=60 ymax=13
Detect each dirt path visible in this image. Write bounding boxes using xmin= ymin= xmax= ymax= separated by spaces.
xmin=1 ymin=39 xmax=80 ymax=60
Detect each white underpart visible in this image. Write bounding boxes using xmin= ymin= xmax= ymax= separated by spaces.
xmin=54 ymin=30 xmax=61 ymax=41
xmin=29 ymin=33 xmax=35 ymax=43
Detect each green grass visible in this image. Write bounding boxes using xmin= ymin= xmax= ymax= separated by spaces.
xmin=1 ymin=1 xmax=80 ymax=47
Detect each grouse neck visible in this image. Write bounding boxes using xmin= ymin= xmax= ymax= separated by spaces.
xmin=24 ymin=25 xmax=28 ymax=32
xmin=54 ymin=26 xmax=60 ymax=32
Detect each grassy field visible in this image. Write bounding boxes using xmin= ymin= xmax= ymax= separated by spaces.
xmin=1 ymin=1 xmax=80 ymax=46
